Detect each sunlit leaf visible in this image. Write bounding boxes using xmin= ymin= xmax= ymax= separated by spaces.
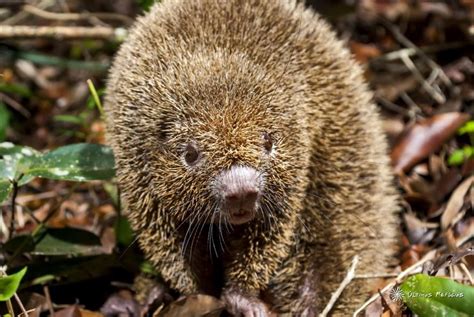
xmin=0 ymin=159 xmax=13 ymax=203
xmin=0 ymin=142 xmax=39 ymax=159
xmin=25 ymin=143 xmax=115 ymax=181
xmin=448 ymin=146 xmax=474 ymax=166
xmin=0 ymin=143 xmax=40 ymax=192
xmin=401 ymin=274 xmax=474 ymax=317
xmin=0 ymin=267 xmax=27 ymax=301
xmin=458 ymin=120 xmax=474 ymax=135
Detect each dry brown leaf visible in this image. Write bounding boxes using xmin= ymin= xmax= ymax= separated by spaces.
xmin=391 ymin=112 xmax=471 ymax=173
xmin=453 ymin=217 xmax=474 ymax=247
xmin=441 ymin=175 xmax=474 ymax=230
xmin=430 ymin=168 xmax=463 ymax=204
xmin=350 ymin=41 xmax=382 ymax=64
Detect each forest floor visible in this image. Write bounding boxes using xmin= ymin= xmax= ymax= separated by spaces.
xmin=0 ymin=1 xmax=473 ymax=316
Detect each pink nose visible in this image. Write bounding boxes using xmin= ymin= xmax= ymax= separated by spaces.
xmin=215 ymin=166 xmax=262 ymax=224
xmin=225 ymin=189 xmax=259 ymax=211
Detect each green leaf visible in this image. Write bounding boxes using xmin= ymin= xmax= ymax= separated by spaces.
xmin=103 ymin=182 xmax=119 ymax=206
xmin=86 ymin=80 xmax=104 ymax=116
xmin=140 ymin=261 xmax=159 ymax=276
xmin=53 ymin=114 xmax=84 ymax=125
xmin=0 ymin=143 xmax=38 ymax=158
xmin=5 ymin=227 xmax=103 ymax=256
xmin=0 ymin=267 xmax=27 ymax=301
xmin=25 ymin=143 xmax=115 ymax=181
xmin=0 ymin=180 xmax=12 ymax=204
xmin=401 ymin=274 xmax=474 ymax=316
xmin=86 ymin=87 xmax=105 ymax=110
xmin=0 ymin=143 xmax=40 ymax=193
xmin=0 ymin=83 xmax=32 ymax=98
xmin=0 ymin=103 xmax=10 ymax=142
xmin=137 ymin=0 xmax=157 ymax=11
xmin=0 ymin=159 xmax=13 ymax=203
xmin=115 ymin=215 xmax=134 ymax=246
xmin=448 ymin=146 xmax=474 ymax=166
xmin=458 ymin=120 xmax=474 ymax=135
xmin=30 ymin=274 xmax=57 ymax=286
xmin=448 ymin=149 xmax=466 ymax=166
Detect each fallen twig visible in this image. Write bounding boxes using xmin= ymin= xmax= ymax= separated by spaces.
xmin=320 ymin=255 xmax=359 ymax=317
xmin=0 ymin=25 xmax=126 ymax=41
xmin=22 ymin=4 xmax=134 ymax=25
xmin=380 ymin=19 xmax=452 ymax=88
xmin=353 ymin=249 xmax=437 ymax=317
xmin=0 ymin=91 xmax=30 ymax=118
xmin=400 ymin=50 xmax=446 ymax=104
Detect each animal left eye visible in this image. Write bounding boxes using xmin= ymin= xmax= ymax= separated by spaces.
xmin=262 ymin=132 xmax=274 ymax=153
xmin=183 ymin=143 xmax=201 ymax=166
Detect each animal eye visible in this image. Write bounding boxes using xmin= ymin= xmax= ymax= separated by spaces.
xmin=262 ymin=132 xmax=274 ymax=153
xmin=183 ymin=143 xmax=200 ymax=166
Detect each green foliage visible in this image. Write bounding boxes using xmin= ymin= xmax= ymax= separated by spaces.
xmin=140 ymin=261 xmax=160 ymax=277
xmin=86 ymin=87 xmax=105 ymax=111
xmin=0 ymin=103 xmax=10 ymax=141
xmin=0 ymin=142 xmax=116 ymax=203
xmin=401 ymin=274 xmax=474 ymax=317
xmin=0 ymin=82 xmax=31 ymax=98
xmin=86 ymin=80 xmax=104 ymax=116
xmin=54 ymin=114 xmax=86 ymax=125
xmin=448 ymin=146 xmax=474 ymax=166
xmin=0 ymin=267 xmax=27 ymax=301
xmin=115 ymin=215 xmax=134 ymax=247
xmin=5 ymin=227 xmax=103 ymax=256
xmin=27 ymin=143 xmax=115 ymax=181
xmin=449 ymin=121 xmax=474 ymax=166
xmin=137 ymin=0 xmax=158 ymax=11
xmin=458 ymin=120 xmax=474 ymax=135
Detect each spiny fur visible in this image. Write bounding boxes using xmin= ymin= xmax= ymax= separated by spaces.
xmin=105 ymin=0 xmax=400 ymax=315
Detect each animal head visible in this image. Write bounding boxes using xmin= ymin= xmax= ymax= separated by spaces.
xmin=106 ymin=8 xmax=313 ymax=231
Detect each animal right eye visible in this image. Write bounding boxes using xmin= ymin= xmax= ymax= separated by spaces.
xmin=183 ymin=143 xmax=201 ymax=166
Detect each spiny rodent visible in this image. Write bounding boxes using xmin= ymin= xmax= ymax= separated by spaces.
xmin=104 ymin=0 xmax=400 ymax=315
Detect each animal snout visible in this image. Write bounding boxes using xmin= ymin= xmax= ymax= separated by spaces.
xmin=215 ymin=166 xmax=262 ymax=225
xmin=224 ymin=189 xmax=259 ymax=211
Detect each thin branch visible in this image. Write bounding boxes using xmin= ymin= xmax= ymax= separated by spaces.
xmin=8 ymin=180 xmax=18 ymax=240
xmin=43 ymin=285 xmax=54 ymax=317
xmin=0 ymin=25 xmax=126 ymax=41
xmin=372 ymin=42 xmax=468 ymax=63
xmin=399 ymin=51 xmax=446 ymax=104
xmin=380 ymin=18 xmax=452 ymax=87
xmin=6 ymin=299 xmax=15 ymax=317
xmin=0 ymin=92 xmax=31 ymax=118
xmin=320 ymin=255 xmax=359 ymax=317
xmin=14 ymin=293 xmax=28 ymax=317
xmin=22 ymin=4 xmax=133 ymax=25
xmin=353 ymin=249 xmax=437 ymax=317
xmin=459 ymin=262 xmax=473 ymax=285
xmin=354 ymin=272 xmax=400 ymax=279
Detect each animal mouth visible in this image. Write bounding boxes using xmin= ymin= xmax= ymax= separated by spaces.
xmin=229 ymin=208 xmax=256 ymax=225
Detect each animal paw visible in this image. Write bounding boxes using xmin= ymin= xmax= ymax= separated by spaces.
xmin=222 ymin=287 xmax=270 ymax=317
